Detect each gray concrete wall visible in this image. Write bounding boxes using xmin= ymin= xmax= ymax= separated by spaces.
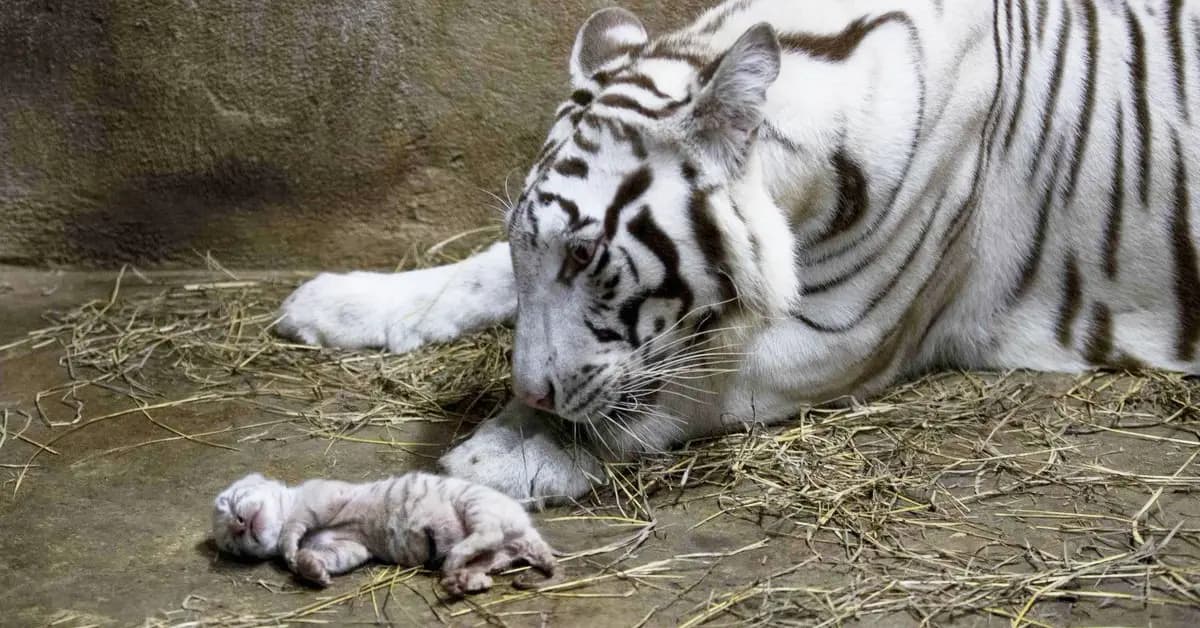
xmin=0 ymin=0 xmax=707 ymax=269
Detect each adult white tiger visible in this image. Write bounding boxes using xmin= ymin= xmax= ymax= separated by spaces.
xmin=279 ymin=1 xmax=1200 ymax=506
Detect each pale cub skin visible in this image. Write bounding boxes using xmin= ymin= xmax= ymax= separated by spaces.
xmin=211 ymin=472 xmax=556 ymax=595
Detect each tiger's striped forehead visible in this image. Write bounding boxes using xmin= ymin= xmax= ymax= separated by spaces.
xmin=510 ymin=54 xmax=707 ymax=243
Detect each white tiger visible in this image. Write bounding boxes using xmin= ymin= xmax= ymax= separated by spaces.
xmin=279 ymin=0 xmax=1200 ymax=506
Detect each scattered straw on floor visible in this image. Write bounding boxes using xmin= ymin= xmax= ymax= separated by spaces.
xmin=3 ymin=263 xmax=1200 ymax=627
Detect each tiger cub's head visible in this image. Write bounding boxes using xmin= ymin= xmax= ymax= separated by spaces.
xmin=506 ymin=8 xmax=782 ymax=424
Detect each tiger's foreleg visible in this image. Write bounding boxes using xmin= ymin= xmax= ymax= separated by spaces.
xmin=277 ymin=242 xmax=517 ymax=353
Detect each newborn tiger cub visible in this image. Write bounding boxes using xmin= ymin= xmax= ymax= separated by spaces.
xmin=211 ymin=471 xmax=556 ymax=595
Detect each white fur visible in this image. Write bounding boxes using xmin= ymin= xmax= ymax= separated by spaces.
xmin=211 ymin=471 xmax=557 ymax=594
xmin=278 ymin=243 xmax=515 ymax=353
xmin=281 ymin=1 xmax=1200 ymax=505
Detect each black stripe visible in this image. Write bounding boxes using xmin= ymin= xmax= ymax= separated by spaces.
xmin=730 ymin=198 xmax=761 ymax=271
xmin=802 ymin=247 xmax=885 ymax=295
xmin=554 ymin=158 xmax=589 ymax=179
xmin=538 ymin=192 xmax=580 ymax=225
xmin=687 ymin=188 xmax=736 ymax=304
xmin=697 ymin=50 xmax=727 ymax=87
xmin=1127 ymin=5 xmax=1152 ymax=207
xmin=603 ymin=119 xmax=648 ymax=159
xmin=1036 ymin=0 xmax=1050 ymax=43
xmin=532 ymin=138 xmax=559 ymax=165
xmin=1054 ymin=251 xmax=1083 ymax=347
xmin=778 ymin=12 xmax=909 ymax=62
xmin=524 ymin=202 xmax=540 ymax=241
xmin=1005 ymin=0 xmax=1014 ymax=63
xmin=565 ymin=376 xmax=610 ymax=416
xmin=384 ymin=478 xmax=399 ymax=514
xmin=604 ymin=167 xmax=653 ymax=238
xmin=983 ymin=0 xmax=1008 ymax=154
xmin=1004 ymin=0 xmax=1033 ymax=152
xmin=563 ymin=364 xmax=605 ymax=404
xmin=1103 ymin=106 xmax=1125 ymax=280
xmin=1029 ymin=3 xmax=1072 ymax=180
xmin=618 ymin=246 xmax=641 ymax=283
xmin=1062 ymin=0 xmax=1098 ymax=204
xmin=795 ymin=190 xmax=942 ymax=332
xmin=532 ymin=139 xmax=566 ymax=179
xmin=815 ymin=149 xmax=870 ymax=242
xmin=1170 ymin=131 xmax=1200 ymax=362
xmin=620 ymin=208 xmax=694 ymax=344
xmin=553 ymin=104 xmax=576 ymax=122
xmin=600 ymin=268 xmax=618 ymax=288
xmin=642 ymin=46 xmax=711 ymax=68
xmin=681 ymin=161 xmax=698 ymax=184
xmin=1168 ymin=0 xmax=1189 ymax=121
xmin=604 ymin=73 xmax=673 ymax=100
xmin=573 ymin=129 xmax=599 ymax=153
xmin=595 ymin=93 xmax=686 ymax=119
xmin=1015 ymin=136 xmax=1068 ymax=297
xmin=584 ymin=319 xmax=623 ymax=343
xmin=698 ymin=0 xmax=754 ymax=34
xmin=944 ymin=39 xmax=1003 ymax=262
xmin=1083 ymin=301 xmax=1113 ymax=364
xmin=590 ymin=248 xmax=613 ymax=279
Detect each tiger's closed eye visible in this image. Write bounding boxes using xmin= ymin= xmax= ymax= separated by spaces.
xmin=568 ymin=240 xmax=599 ymax=266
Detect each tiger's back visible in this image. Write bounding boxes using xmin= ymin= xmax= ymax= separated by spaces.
xmin=664 ymin=0 xmax=1200 ymax=389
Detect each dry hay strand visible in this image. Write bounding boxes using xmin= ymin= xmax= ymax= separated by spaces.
xmin=1 ymin=251 xmax=511 ymax=492
xmin=588 ymin=370 xmax=1200 ymax=626
xmin=5 ymin=259 xmax=1200 ymax=626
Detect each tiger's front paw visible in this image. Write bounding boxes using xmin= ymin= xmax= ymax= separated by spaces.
xmin=277 ymin=246 xmax=516 ymax=354
xmin=438 ymin=409 xmax=603 ymax=509
xmin=276 ymin=270 xmax=445 ymax=353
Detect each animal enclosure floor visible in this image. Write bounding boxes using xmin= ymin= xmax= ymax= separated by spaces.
xmin=2 ymin=266 xmax=1199 ymax=627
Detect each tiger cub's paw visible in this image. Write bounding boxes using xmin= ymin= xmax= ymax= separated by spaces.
xmin=294 ymin=549 xmax=332 ymax=587
xmin=440 ymin=569 xmax=493 ymax=597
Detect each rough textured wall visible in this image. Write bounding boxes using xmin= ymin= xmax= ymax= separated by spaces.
xmin=0 ymin=0 xmax=708 ymax=269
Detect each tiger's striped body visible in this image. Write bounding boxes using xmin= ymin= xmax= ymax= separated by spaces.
xmin=279 ymin=0 xmax=1200 ymax=504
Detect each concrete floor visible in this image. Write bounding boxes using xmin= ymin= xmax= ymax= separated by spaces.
xmin=0 ymin=267 xmax=786 ymax=627
xmin=2 ymin=267 xmax=1198 ymax=627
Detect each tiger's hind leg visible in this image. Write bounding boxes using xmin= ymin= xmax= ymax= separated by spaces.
xmin=293 ymin=533 xmax=372 ymax=587
xmin=439 ymin=548 xmax=514 ymax=596
xmin=508 ymin=530 xmax=559 ymax=590
xmin=439 ymin=525 xmax=505 ymax=597
xmin=440 ymin=568 xmax=494 ymax=597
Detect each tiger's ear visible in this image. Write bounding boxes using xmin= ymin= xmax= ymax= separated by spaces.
xmin=691 ymin=23 xmax=781 ymax=175
xmin=569 ymin=8 xmax=648 ymax=88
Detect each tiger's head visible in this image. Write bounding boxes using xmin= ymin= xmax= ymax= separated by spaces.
xmin=506 ymin=8 xmax=783 ymax=426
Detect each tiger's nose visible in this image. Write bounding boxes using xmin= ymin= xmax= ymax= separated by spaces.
xmin=516 ymin=379 xmax=556 ymax=413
